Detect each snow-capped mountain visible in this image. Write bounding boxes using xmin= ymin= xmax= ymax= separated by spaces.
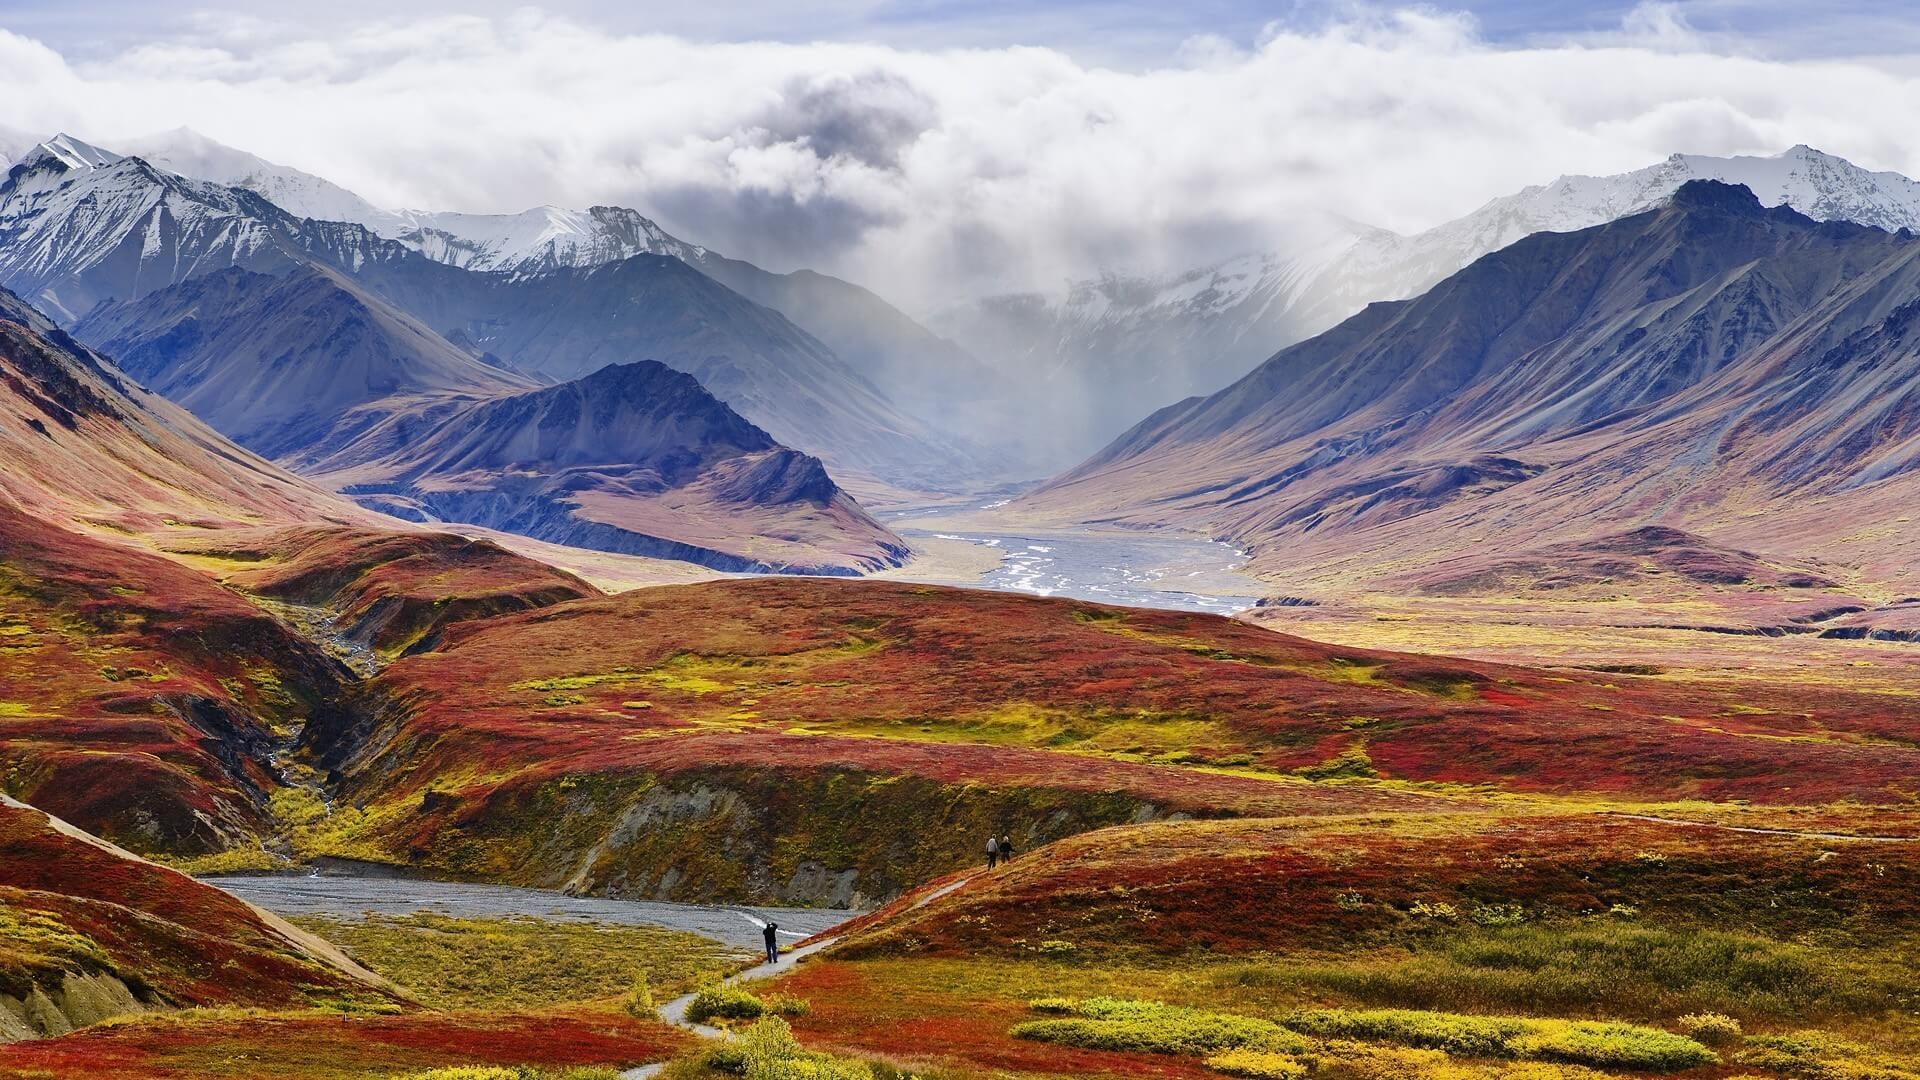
xmin=1300 ymin=144 xmax=1920 ymax=330
xmin=388 ymin=204 xmax=704 ymax=274
xmin=0 ymin=134 xmax=312 ymax=321
xmin=118 ymin=128 xmax=703 ymax=276
xmin=938 ymin=144 xmax=1920 ymax=468
xmin=119 ymin=127 xmax=397 ymax=232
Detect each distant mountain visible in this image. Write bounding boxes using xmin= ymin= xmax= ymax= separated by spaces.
xmin=1025 ymin=182 xmax=1920 ymax=610
xmin=75 ymin=266 xmax=908 ymax=573
xmin=940 ymin=145 xmax=1920 ymax=467
xmin=0 ymin=135 xmax=308 ymax=322
xmin=76 ymin=265 xmax=534 ymax=458
xmin=339 ymin=251 xmax=978 ymax=491
xmin=0 ymin=134 xmax=980 ymax=492
xmin=303 ymin=359 xmax=910 ymax=574
xmin=119 ymin=126 xmax=397 ymax=232
xmin=117 ymin=128 xmax=1009 ymax=474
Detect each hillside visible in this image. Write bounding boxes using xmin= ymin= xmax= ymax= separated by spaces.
xmin=0 ymin=794 xmax=393 ymax=1041
xmin=293 ymin=577 xmax=1917 ymax=907
xmin=1023 ymin=182 xmax=1920 ymax=630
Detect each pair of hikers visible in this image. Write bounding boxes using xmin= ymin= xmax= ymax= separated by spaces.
xmin=985 ymin=833 xmax=1016 ymax=869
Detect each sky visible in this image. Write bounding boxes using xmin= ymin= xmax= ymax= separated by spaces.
xmin=4 ymin=1 xmax=1920 ymax=308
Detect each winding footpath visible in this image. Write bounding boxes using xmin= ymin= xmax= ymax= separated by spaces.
xmin=627 ymin=873 xmax=984 ymax=1077
xmin=1601 ymin=811 xmax=1920 ymax=843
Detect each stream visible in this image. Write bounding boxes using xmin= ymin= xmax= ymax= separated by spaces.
xmin=895 ymin=522 xmax=1263 ymax=614
xmin=205 ymin=870 xmax=854 ymax=951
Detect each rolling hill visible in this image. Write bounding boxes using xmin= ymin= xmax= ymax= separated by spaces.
xmin=0 ymin=794 xmax=394 ymax=1041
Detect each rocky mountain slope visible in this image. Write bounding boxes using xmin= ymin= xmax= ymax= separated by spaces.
xmin=1024 ymin=181 xmax=1920 ymax=619
xmin=72 ymin=264 xmax=907 ymax=571
xmin=74 ymin=265 xmax=535 ymax=458
xmin=115 ymin=128 xmax=1007 ymax=474
xmin=303 ymin=359 xmax=909 ymax=574
xmin=0 ymin=281 xmax=365 ymax=534
xmin=941 ymin=145 xmax=1920 ymax=466
xmin=0 ymin=134 xmax=979 ymax=492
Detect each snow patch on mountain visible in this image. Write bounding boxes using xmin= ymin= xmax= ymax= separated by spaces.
xmin=116 ymin=128 xmax=705 ymax=276
xmin=119 ymin=128 xmax=398 ymax=233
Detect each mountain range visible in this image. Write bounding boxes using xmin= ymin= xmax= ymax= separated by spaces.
xmin=0 ymin=135 xmax=932 ymax=571
xmin=938 ymin=144 xmax=1920 ymax=467
xmin=1023 ymin=180 xmax=1920 ymax=631
xmin=113 ymin=128 xmax=1010 ymax=471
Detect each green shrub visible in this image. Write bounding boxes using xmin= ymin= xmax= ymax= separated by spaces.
xmin=1012 ymin=998 xmax=1308 ymax=1057
xmin=625 ymin=970 xmax=654 ymax=1017
xmin=1204 ymin=1049 xmax=1308 ymax=1078
xmin=1028 ymin=997 xmax=1078 ymax=1014
xmin=1509 ymin=1020 xmax=1717 ymax=1070
xmin=1304 ymin=1040 xmax=1452 ymax=1080
xmin=687 ymin=983 xmax=766 ymax=1024
xmin=709 ymin=1017 xmax=875 ymax=1080
xmin=1284 ymin=1008 xmax=1528 ymax=1057
xmin=1676 ymin=1012 xmax=1741 ymax=1046
xmin=1284 ymin=1007 xmax=1715 ymax=1071
xmin=1736 ymin=1032 xmax=1920 ymax=1080
xmin=764 ymin=992 xmax=811 ymax=1017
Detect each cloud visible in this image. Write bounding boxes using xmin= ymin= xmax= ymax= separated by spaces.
xmin=3 ymin=6 xmax=1920 ymax=311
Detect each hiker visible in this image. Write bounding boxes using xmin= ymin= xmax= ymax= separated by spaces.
xmin=999 ymin=834 xmax=1015 ymax=863
xmin=986 ymin=834 xmax=999 ymax=869
xmin=763 ymin=920 xmax=780 ymax=964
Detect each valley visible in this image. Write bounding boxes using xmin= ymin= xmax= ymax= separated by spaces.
xmin=2 ymin=54 xmax=1920 ymax=1080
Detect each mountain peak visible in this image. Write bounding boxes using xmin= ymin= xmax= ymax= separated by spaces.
xmin=1667 ymin=178 xmax=1766 ymax=215
xmin=27 ymin=133 xmax=122 ymax=172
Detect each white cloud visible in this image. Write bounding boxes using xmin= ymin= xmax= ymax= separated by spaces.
xmin=4 ymin=6 xmax=1920 ymax=311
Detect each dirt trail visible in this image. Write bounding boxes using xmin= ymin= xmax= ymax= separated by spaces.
xmin=1603 ymin=812 xmax=1920 ymax=843
xmin=635 ymin=871 xmax=983 ymax=1075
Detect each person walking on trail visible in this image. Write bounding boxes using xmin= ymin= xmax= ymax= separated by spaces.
xmin=763 ymin=920 xmax=780 ymax=965
xmin=999 ymin=834 xmax=1015 ymax=863
xmin=986 ymin=834 xmax=999 ymax=869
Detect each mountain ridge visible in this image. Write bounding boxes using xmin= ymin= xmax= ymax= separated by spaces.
xmin=1022 ymin=180 xmax=1920 ymax=614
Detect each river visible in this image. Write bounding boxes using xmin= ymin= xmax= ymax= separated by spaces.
xmin=892 ymin=520 xmax=1263 ymax=615
xmin=205 ymin=871 xmax=853 ymax=951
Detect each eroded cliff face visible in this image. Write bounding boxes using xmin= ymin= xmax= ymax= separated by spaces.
xmin=0 ymin=971 xmax=164 ymax=1043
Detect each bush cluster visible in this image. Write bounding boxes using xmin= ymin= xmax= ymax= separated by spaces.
xmin=1287 ymin=1008 xmax=1716 ymax=1071
xmin=707 ymin=1017 xmax=874 ymax=1080
xmin=1284 ymin=1008 xmax=1527 ymax=1058
xmin=1011 ymin=998 xmax=1308 ymax=1057
xmin=1014 ymin=1000 xmax=1718 ymax=1074
xmin=688 ymin=984 xmax=769 ymax=1024
xmin=1675 ymin=1012 xmax=1742 ymax=1047
xmin=1203 ymin=1050 xmax=1308 ymax=1078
